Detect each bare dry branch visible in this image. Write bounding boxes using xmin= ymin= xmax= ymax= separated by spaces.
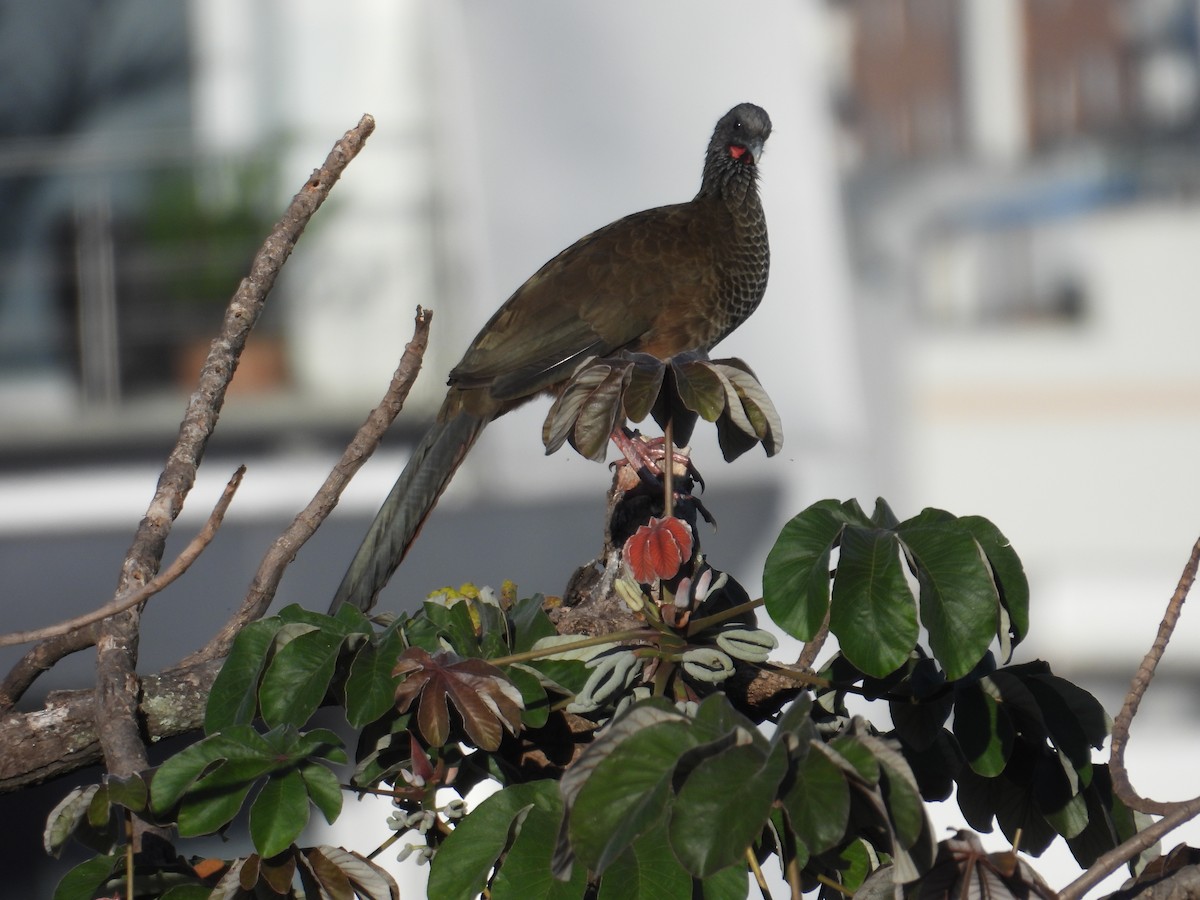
xmin=0 ymin=468 xmax=245 ymax=652
xmin=1059 ymin=796 xmax=1200 ymax=900
xmin=178 ymin=306 xmax=433 ymax=668
xmin=92 ymin=115 xmax=376 ymax=798
xmin=0 ymin=659 xmax=222 ymax=794
xmin=1109 ymin=535 xmax=1200 ymax=816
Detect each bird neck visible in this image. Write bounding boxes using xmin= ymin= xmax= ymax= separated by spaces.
xmin=696 ymin=155 xmax=761 ymax=217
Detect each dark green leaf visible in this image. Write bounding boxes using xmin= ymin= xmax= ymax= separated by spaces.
xmin=506 ymin=664 xmax=550 ymax=729
xmin=178 ymin=778 xmax=255 ymax=837
xmin=700 ymin=863 xmax=750 ymax=900
xmin=103 ymin=774 xmax=148 ymax=813
xmin=599 ymin=830 xmax=692 ymax=900
xmin=953 ymin=682 xmax=1014 ymax=777
xmin=871 ymin=497 xmax=900 ymax=529
xmin=1028 ymin=674 xmax=1110 ymax=760
xmin=52 ymin=853 xmax=119 ymax=900
xmin=259 ymin=629 xmax=342 ymax=728
xmin=525 ymin=657 xmax=591 ymax=696
xmin=429 ymin=781 xmax=581 ymax=900
xmin=569 ymin=720 xmax=698 ymax=875
xmin=960 ymin=515 xmax=1030 ymax=649
xmin=489 ymin=783 xmax=588 ymax=900
xmin=955 ymin=747 xmax=1057 ymax=854
xmin=830 ymin=526 xmax=917 ymax=678
xmin=895 ymin=512 xmax=999 ymax=681
xmin=345 ymin=629 xmax=405 ymax=728
xmin=204 ymin=618 xmax=282 ymax=733
xmin=277 ymin=603 xmax=340 ymax=629
xmin=670 ymin=739 xmax=788 ymax=877
xmin=250 ymin=768 xmax=309 ymax=857
xmin=780 ymin=739 xmax=850 ymax=856
xmin=510 ymin=594 xmax=557 ymax=653
xmin=151 ymin=727 xmax=270 ymax=813
xmin=763 ymin=500 xmax=853 ymax=640
xmin=421 ymin=600 xmax=481 ymax=657
xmin=301 ymin=762 xmax=343 ymax=825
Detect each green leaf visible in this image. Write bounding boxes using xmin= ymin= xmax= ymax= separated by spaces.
xmin=250 ymin=768 xmax=309 ymax=857
xmin=763 ymin=500 xmax=854 ymax=639
xmin=151 ymin=727 xmax=267 ymax=813
xmin=673 ymin=359 xmax=728 ymax=422
xmin=954 ymin=682 xmax=1014 ymax=777
xmin=670 ymin=738 xmax=787 ymax=877
xmin=259 ymin=629 xmax=342 ymax=728
xmin=781 ymin=740 xmax=851 ymax=856
xmin=505 ymin=663 xmax=551 ymax=729
xmin=960 ymin=515 xmax=1030 ymax=648
xmin=599 ymin=830 xmax=693 ymax=900
xmin=345 ymin=629 xmax=405 ymax=728
xmin=568 ymin=718 xmax=698 ymax=875
xmin=422 ymin=600 xmax=481 ymax=656
xmin=204 ymin=618 xmax=282 ymax=733
xmin=429 ymin=781 xmax=581 ymax=900
xmin=871 ymin=497 xmax=900 ymax=529
xmin=277 ymin=602 xmax=341 ymax=629
xmin=510 ymin=594 xmax=558 ymax=653
xmin=700 ymin=862 xmax=751 ymax=900
xmin=829 ymin=526 xmax=917 ymax=678
xmin=489 ymin=784 xmax=588 ymax=900
xmin=895 ymin=512 xmax=999 ymax=681
xmin=301 ymin=762 xmax=343 ymax=825
xmin=178 ymin=778 xmax=256 ymax=836
xmin=52 ymin=852 xmax=119 ymax=900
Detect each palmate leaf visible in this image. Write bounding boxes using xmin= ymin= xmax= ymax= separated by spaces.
xmin=429 ymin=780 xmax=587 ymax=900
xmin=392 ymin=647 xmax=523 ymax=751
xmin=541 ymin=351 xmax=781 ymax=463
xmin=763 ymin=498 xmax=1028 ymax=682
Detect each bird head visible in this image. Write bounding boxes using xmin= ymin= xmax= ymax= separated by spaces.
xmin=711 ymin=102 xmax=772 ymax=168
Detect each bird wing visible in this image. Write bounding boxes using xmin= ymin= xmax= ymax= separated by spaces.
xmin=449 ymin=202 xmax=717 ymax=404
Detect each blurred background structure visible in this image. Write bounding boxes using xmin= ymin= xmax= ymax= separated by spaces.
xmin=2 ymin=0 xmax=1200 ymax=894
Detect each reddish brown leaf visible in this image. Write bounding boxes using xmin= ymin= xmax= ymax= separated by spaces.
xmin=392 ymin=647 xmax=523 ymax=751
xmin=624 ymin=516 xmax=694 ymax=584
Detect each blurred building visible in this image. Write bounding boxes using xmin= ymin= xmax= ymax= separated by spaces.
xmin=828 ymin=0 xmax=1200 ymax=674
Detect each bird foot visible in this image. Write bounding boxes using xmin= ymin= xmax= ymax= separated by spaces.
xmin=609 ymin=429 xmax=699 ymax=485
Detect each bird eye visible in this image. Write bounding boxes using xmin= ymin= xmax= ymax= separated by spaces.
xmin=732 ymin=119 xmax=743 ymax=130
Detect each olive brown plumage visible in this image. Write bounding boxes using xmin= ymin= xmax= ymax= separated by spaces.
xmin=332 ymin=103 xmax=773 ymax=613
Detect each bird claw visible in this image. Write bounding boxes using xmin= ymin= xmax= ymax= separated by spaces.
xmin=610 ymin=429 xmax=705 ymax=489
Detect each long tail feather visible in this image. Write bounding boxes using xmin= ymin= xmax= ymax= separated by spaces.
xmin=331 ymin=411 xmax=488 ymax=613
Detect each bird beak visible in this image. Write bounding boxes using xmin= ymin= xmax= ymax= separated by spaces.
xmin=746 ymin=137 xmax=765 ymax=164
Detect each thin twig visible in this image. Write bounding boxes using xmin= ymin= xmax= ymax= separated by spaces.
xmin=179 ymin=307 xmax=433 ymax=667
xmin=795 ymin=609 xmax=831 ymax=672
xmin=0 ymin=468 xmax=244 ymax=650
xmin=663 ymin=418 xmax=674 ymax=519
xmin=1109 ymin=535 xmax=1200 ymax=815
xmin=93 ymin=114 xmax=376 ymax=805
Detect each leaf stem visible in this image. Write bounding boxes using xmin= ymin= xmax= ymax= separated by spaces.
xmin=686 ymin=597 xmax=765 ymax=636
xmin=488 ymin=629 xmax=655 ymax=667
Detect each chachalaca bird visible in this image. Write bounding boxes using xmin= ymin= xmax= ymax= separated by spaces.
xmin=332 ymin=102 xmax=772 ymax=613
